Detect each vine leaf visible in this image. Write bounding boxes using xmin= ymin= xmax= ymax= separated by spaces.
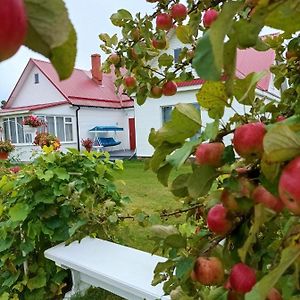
xmin=245 ymin=245 xmax=300 ymax=300
xmin=9 ymin=203 xmax=30 ymax=222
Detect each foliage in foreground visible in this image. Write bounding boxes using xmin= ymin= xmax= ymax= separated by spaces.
xmin=100 ymin=0 xmax=300 ymax=299
xmin=0 ymin=149 xmax=126 ymax=299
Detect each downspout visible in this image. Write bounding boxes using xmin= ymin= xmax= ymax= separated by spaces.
xmin=75 ymin=106 xmax=81 ymax=151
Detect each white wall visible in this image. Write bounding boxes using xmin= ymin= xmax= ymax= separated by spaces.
xmin=77 ymin=107 xmax=133 ymax=151
xmin=10 ymin=65 xmax=65 ymax=108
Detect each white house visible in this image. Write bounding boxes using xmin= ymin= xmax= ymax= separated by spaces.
xmin=0 ymin=54 xmax=136 ymax=161
xmin=134 ymin=33 xmax=281 ymax=157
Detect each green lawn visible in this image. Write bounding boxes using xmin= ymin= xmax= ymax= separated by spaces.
xmin=114 ymin=159 xmax=189 ymax=252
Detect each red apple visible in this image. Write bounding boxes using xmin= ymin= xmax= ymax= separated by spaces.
xmin=152 ymin=37 xmax=167 ymax=49
xmin=156 ymin=13 xmax=173 ymax=31
xmin=130 ymin=28 xmax=141 ymax=41
xmin=10 ymin=166 xmax=21 ymax=173
xmin=150 ymin=86 xmax=163 ymax=98
xmin=232 ymin=122 xmax=266 ymax=159
xmin=207 ymin=204 xmax=232 ymax=235
xmin=0 ymin=0 xmax=28 ymax=61
xmin=279 ymin=156 xmax=300 ymax=215
xmin=162 ymin=81 xmax=177 ymax=96
xmin=267 ymin=288 xmax=282 ymax=300
xmin=108 ymin=53 xmax=120 ymax=65
xmin=252 ymin=185 xmax=284 ymax=212
xmin=195 ymin=142 xmax=225 ymax=167
xmin=229 ymin=263 xmax=256 ymax=293
xmin=193 ymin=257 xmax=224 ymax=285
xmin=128 ymin=48 xmax=139 ymax=60
xmin=170 ymin=3 xmax=188 ymax=22
xmin=203 ymin=8 xmax=219 ymax=28
xmin=123 ymin=76 xmax=137 ymax=89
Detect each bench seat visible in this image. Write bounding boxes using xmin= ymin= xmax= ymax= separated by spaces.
xmin=44 ymin=237 xmax=170 ymax=300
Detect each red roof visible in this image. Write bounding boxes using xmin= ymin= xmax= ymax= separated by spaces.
xmin=4 ymin=59 xmax=133 ymax=112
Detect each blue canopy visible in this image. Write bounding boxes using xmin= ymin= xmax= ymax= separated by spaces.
xmin=89 ymin=125 xmax=124 ymax=132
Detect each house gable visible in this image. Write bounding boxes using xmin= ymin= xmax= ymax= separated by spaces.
xmin=7 ymin=63 xmax=68 ymax=109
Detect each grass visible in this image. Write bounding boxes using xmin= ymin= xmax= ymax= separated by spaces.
xmin=71 ymin=159 xmax=191 ymax=299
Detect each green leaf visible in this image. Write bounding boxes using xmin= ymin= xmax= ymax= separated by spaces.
xmin=149 ymin=103 xmax=201 ymax=147
xmin=50 ymin=24 xmax=77 ymax=80
xmin=222 ymin=145 xmax=236 ymax=165
xmin=171 ymin=173 xmax=191 ymax=198
xmin=192 ymin=1 xmax=242 ymax=80
xmin=261 ymin=155 xmax=281 ymax=183
xmin=110 ymin=9 xmax=132 ymax=26
xmin=202 ymin=120 xmax=220 ymax=141
xmin=265 ymin=0 xmax=300 ymax=34
xmin=9 ymin=203 xmax=30 ymax=222
xmin=166 ymin=140 xmax=199 ymax=170
xmin=150 ymin=225 xmax=178 ymax=239
xmin=233 ymin=72 xmax=266 ymax=105
xmin=187 ymin=165 xmax=218 ymax=198
xmin=0 ymin=237 xmax=13 ymax=252
xmin=208 ymin=287 xmax=228 ymax=300
xmin=164 ymin=234 xmax=187 ymax=249
xmin=24 ymin=0 xmax=76 ymax=80
xmin=34 ymin=190 xmax=56 ymax=204
xmin=224 ymin=37 xmax=237 ymax=96
xmin=238 ymin=204 xmax=272 ymax=262
xmin=27 ymin=269 xmax=47 ymax=291
xmin=245 ymin=246 xmax=300 ymax=300
xmin=263 ymin=124 xmax=300 ymax=162
xmin=196 ymin=81 xmax=228 ymax=119
xmin=176 ymin=25 xmax=193 ymax=44
xmin=53 ymin=167 xmax=70 ymax=180
xmin=0 ymin=293 xmax=9 ymax=300
xmin=158 ymin=53 xmax=174 ymax=68
xmin=175 ymin=257 xmax=194 ymax=280
xmin=157 ymin=163 xmax=173 ymax=187
xmin=69 ymin=219 xmax=87 ymax=237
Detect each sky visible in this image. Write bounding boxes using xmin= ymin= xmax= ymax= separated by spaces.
xmin=0 ymin=0 xmax=152 ymax=101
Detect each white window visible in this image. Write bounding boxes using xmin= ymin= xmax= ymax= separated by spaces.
xmin=174 ymin=48 xmax=182 ymax=64
xmin=3 ymin=115 xmax=74 ymax=144
xmin=162 ymin=106 xmax=173 ymax=124
xmin=38 ymin=115 xmax=74 ymax=142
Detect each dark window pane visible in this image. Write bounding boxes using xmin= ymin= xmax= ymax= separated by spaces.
xmin=46 ymin=116 xmax=55 ymax=134
xmin=65 ymin=124 xmax=73 ymax=141
xmin=9 ymin=118 xmax=17 ymax=143
xmin=3 ymin=118 xmax=9 ymax=140
xmin=174 ymin=48 xmax=182 ymax=63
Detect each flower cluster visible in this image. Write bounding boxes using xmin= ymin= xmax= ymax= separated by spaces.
xmin=23 ymin=115 xmax=44 ymax=127
xmin=81 ymin=138 xmax=93 ymax=152
xmin=34 ymin=133 xmax=60 ymax=150
xmin=0 ymin=140 xmax=15 ymax=153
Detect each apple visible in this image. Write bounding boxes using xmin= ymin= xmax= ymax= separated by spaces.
xmin=108 ymin=53 xmax=120 ymax=65
xmin=10 ymin=166 xmax=21 ymax=173
xmin=128 ymin=48 xmax=139 ymax=60
xmin=193 ymin=257 xmax=224 ymax=285
xmin=123 ymin=76 xmax=137 ymax=89
xmin=279 ymin=156 xmax=300 ymax=215
xmin=162 ymin=81 xmax=177 ymax=96
xmin=150 ymin=86 xmax=163 ymax=98
xmin=252 ymin=185 xmax=284 ymax=212
xmin=286 ymin=51 xmax=298 ymax=60
xmin=207 ymin=204 xmax=232 ymax=235
xmin=156 ymin=13 xmax=173 ymax=31
xmin=195 ymin=142 xmax=225 ymax=167
xmin=267 ymin=288 xmax=282 ymax=300
xmin=203 ymin=8 xmax=219 ymax=28
xmin=186 ymin=49 xmax=195 ymax=60
xmin=229 ymin=263 xmax=256 ymax=293
xmin=152 ymin=37 xmax=167 ymax=50
xmin=232 ymin=122 xmax=266 ymax=159
xmin=276 ymin=115 xmax=286 ymax=122
xmin=0 ymin=0 xmax=28 ymax=61
xmin=170 ymin=3 xmax=188 ymax=22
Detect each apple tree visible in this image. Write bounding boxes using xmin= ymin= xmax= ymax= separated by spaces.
xmin=100 ymin=0 xmax=300 ymax=299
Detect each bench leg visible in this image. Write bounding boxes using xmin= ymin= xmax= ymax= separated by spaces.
xmin=64 ymin=270 xmax=90 ymax=300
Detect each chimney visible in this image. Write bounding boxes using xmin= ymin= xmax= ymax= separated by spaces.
xmin=91 ymin=54 xmax=102 ymax=84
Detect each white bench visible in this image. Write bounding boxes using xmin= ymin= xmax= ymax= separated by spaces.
xmin=44 ymin=237 xmax=170 ymax=300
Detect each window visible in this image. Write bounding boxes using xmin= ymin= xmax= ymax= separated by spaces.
xmin=34 ymin=73 xmax=39 ymax=84
xmin=2 ymin=115 xmax=74 ymax=144
xmin=174 ymin=48 xmax=182 ymax=64
xmin=162 ymin=106 xmax=173 ymax=124
xmin=39 ymin=115 xmax=74 ymax=142
xmin=3 ymin=117 xmax=26 ymax=143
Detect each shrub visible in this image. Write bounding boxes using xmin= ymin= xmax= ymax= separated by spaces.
xmin=0 ymin=140 xmax=15 ymax=153
xmin=34 ymin=132 xmax=61 ymax=150
xmin=23 ymin=115 xmax=44 ymax=127
xmin=81 ymin=138 xmax=93 ymax=152
xmin=0 ymin=149 xmax=126 ymax=299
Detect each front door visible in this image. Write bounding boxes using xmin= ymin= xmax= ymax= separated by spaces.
xmin=128 ymin=118 xmax=136 ymax=151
